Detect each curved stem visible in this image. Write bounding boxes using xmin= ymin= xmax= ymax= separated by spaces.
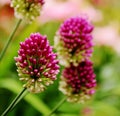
xmin=1 ymin=88 xmax=27 ymax=116
xmin=0 ymin=19 xmax=22 ymax=61
xmin=47 ymin=97 xmax=66 ymax=116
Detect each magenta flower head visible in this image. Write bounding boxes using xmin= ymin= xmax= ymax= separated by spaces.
xmin=59 ymin=59 xmax=96 ymax=103
xmin=54 ymin=16 xmax=94 ymax=67
xmin=11 ymin=0 xmax=44 ymax=23
xmin=15 ymin=33 xmax=59 ymax=93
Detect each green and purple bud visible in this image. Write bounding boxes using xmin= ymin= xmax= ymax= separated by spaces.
xmin=15 ymin=33 xmax=59 ymax=93
xmin=11 ymin=0 xmax=44 ymax=23
xmin=54 ymin=16 xmax=94 ymax=67
xmin=59 ymin=59 xmax=96 ymax=103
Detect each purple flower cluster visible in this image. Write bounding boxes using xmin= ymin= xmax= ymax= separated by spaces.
xmin=11 ymin=0 xmax=45 ymax=23
xmin=59 ymin=60 xmax=96 ymax=103
xmin=64 ymin=60 xmax=96 ymax=93
xmin=55 ymin=16 xmax=96 ymax=102
xmin=15 ymin=33 xmax=59 ymax=93
xmin=59 ymin=17 xmax=94 ymax=55
xmin=54 ymin=17 xmax=94 ymax=66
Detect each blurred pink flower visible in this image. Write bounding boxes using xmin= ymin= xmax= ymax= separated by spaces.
xmin=91 ymin=0 xmax=108 ymax=7
xmin=93 ymin=23 xmax=120 ymax=54
xmin=82 ymin=107 xmax=93 ymax=116
xmin=91 ymin=0 xmax=119 ymax=7
xmin=0 ymin=3 xmax=14 ymax=33
xmin=113 ymin=39 xmax=120 ymax=54
xmin=0 ymin=0 xmax=10 ymax=6
xmin=93 ymin=25 xmax=118 ymax=46
xmin=80 ymin=5 xmax=102 ymax=22
xmin=39 ymin=0 xmax=102 ymax=23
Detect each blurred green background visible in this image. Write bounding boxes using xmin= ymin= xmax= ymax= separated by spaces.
xmin=0 ymin=0 xmax=120 ymax=116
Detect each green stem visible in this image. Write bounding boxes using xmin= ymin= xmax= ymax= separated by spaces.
xmin=1 ymin=88 xmax=27 ymax=116
xmin=0 ymin=19 xmax=22 ymax=61
xmin=11 ymin=88 xmax=28 ymax=110
xmin=47 ymin=97 xmax=66 ymax=116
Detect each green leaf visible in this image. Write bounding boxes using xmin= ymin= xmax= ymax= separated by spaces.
xmin=91 ymin=102 xmax=120 ymax=116
xmin=0 ymin=78 xmax=51 ymax=115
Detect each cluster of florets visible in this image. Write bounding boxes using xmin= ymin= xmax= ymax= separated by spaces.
xmin=59 ymin=60 xmax=96 ymax=103
xmin=54 ymin=17 xmax=94 ymax=66
xmin=11 ymin=0 xmax=44 ymax=23
xmin=15 ymin=33 xmax=59 ymax=93
xmin=55 ymin=16 xmax=96 ymax=103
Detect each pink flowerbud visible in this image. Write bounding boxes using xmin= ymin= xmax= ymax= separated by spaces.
xmin=54 ymin=16 xmax=94 ymax=66
xmin=59 ymin=59 xmax=96 ymax=103
xmin=15 ymin=33 xmax=60 ymax=93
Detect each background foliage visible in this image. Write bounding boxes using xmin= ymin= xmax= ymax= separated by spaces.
xmin=0 ymin=0 xmax=120 ymax=116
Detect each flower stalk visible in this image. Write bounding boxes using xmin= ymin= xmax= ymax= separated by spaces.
xmin=47 ymin=97 xmax=66 ymax=116
xmin=1 ymin=87 xmax=27 ymax=116
xmin=0 ymin=19 xmax=22 ymax=61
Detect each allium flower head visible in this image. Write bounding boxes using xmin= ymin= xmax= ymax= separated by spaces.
xmin=15 ymin=33 xmax=59 ymax=93
xmin=59 ymin=59 xmax=96 ymax=103
xmin=11 ymin=0 xmax=44 ymax=23
xmin=54 ymin=16 xmax=94 ymax=66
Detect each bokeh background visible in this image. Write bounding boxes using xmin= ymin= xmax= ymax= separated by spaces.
xmin=0 ymin=0 xmax=120 ymax=116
